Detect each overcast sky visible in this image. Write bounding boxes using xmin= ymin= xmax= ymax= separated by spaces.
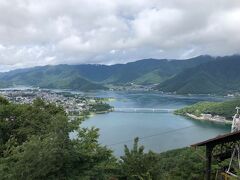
xmin=0 ymin=0 xmax=240 ymax=71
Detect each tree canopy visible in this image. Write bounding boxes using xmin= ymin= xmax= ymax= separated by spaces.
xmin=0 ymin=97 xmax=116 ymax=179
xmin=0 ymin=96 xmax=213 ymax=179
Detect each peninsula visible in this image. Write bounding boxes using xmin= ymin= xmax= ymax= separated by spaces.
xmin=174 ymin=99 xmax=240 ymax=124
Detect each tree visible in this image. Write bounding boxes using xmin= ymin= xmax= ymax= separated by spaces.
xmin=0 ymin=98 xmax=117 ymax=179
xmin=119 ymin=138 xmax=161 ymax=180
xmin=0 ymin=96 xmax=9 ymax=105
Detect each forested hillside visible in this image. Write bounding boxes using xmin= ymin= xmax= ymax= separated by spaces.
xmin=0 ymin=55 xmax=212 ymax=90
xmin=175 ymin=99 xmax=240 ymax=119
xmin=156 ymin=55 xmax=240 ymax=94
xmin=1 ymin=55 xmax=239 ymax=94
xmin=0 ymin=66 xmax=106 ymax=91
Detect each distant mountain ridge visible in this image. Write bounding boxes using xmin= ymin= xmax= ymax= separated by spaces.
xmin=1 ymin=55 xmax=239 ymax=93
xmin=0 ymin=55 xmax=213 ymax=90
xmin=156 ymin=55 xmax=240 ymax=94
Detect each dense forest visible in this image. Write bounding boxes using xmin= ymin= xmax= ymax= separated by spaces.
xmin=1 ymin=55 xmax=240 ymax=94
xmin=0 ymin=55 xmax=212 ymax=90
xmin=157 ymin=55 xmax=240 ymax=94
xmin=0 ymin=96 xmax=213 ymax=179
xmin=175 ymin=99 xmax=240 ymax=120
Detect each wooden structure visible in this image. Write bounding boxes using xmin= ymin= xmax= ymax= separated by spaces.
xmin=192 ymin=130 xmax=240 ymax=180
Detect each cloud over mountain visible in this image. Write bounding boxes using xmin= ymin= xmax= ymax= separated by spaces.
xmin=0 ymin=0 xmax=239 ymax=70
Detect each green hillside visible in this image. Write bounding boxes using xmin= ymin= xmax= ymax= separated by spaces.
xmin=0 ymin=66 xmax=106 ymax=91
xmin=175 ymin=99 xmax=240 ymax=119
xmin=1 ymin=55 xmax=239 ymax=93
xmin=103 ymin=55 xmax=213 ymax=84
xmin=133 ymin=69 xmax=170 ymax=85
xmin=0 ymin=55 xmax=213 ymax=90
xmin=156 ymin=55 xmax=240 ymax=94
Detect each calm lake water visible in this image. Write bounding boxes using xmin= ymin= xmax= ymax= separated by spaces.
xmin=1 ymin=87 xmax=231 ymax=156
xmin=80 ymin=91 xmax=231 ymax=156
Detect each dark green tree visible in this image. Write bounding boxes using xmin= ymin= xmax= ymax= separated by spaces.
xmin=119 ymin=138 xmax=161 ymax=180
xmin=0 ymin=97 xmax=117 ymax=179
xmin=0 ymin=96 xmax=9 ymax=105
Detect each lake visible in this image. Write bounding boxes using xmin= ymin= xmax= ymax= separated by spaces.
xmin=80 ymin=91 xmax=231 ymax=156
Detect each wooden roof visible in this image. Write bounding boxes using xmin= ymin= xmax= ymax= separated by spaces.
xmin=191 ymin=130 xmax=240 ymax=147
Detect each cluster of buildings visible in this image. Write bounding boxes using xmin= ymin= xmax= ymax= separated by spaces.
xmin=186 ymin=112 xmax=231 ymax=124
xmin=0 ymin=89 xmax=104 ymax=116
xmin=109 ymin=83 xmax=155 ymax=91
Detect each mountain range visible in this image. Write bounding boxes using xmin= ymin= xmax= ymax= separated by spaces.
xmin=157 ymin=55 xmax=240 ymax=94
xmin=0 ymin=55 xmax=239 ymax=94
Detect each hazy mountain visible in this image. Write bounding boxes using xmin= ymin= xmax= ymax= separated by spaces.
xmin=102 ymin=55 xmax=213 ymax=84
xmin=0 ymin=66 xmax=106 ymax=91
xmin=0 ymin=55 xmax=213 ymax=90
xmin=156 ymin=55 xmax=240 ymax=94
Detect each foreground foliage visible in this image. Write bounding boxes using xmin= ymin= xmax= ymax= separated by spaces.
xmin=118 ymin=138 xmax=205 ymax=180
xmin=0 ymin=96 xmax=215 ymax=179
xmin=0 ymin=97 xmax=116 ymax=179
xmin=119 ymin=138 xmax=161 ymax=179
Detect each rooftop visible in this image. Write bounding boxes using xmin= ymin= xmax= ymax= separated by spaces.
xmin=191 ymin=130 xmax=240 ymax=147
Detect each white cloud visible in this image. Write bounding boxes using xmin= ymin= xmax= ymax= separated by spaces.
xmin=0 ymin=0 xmax=239 ymax=70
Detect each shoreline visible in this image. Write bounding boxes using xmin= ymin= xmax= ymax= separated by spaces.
xmin=84 ymin=109 xmax=113 ymax=118
xmin=185 ymin=113 xmax=232 ymax=125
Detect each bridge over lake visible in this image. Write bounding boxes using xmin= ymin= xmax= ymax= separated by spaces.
xmin=114 ymin=108 xmax=176 ymax=113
